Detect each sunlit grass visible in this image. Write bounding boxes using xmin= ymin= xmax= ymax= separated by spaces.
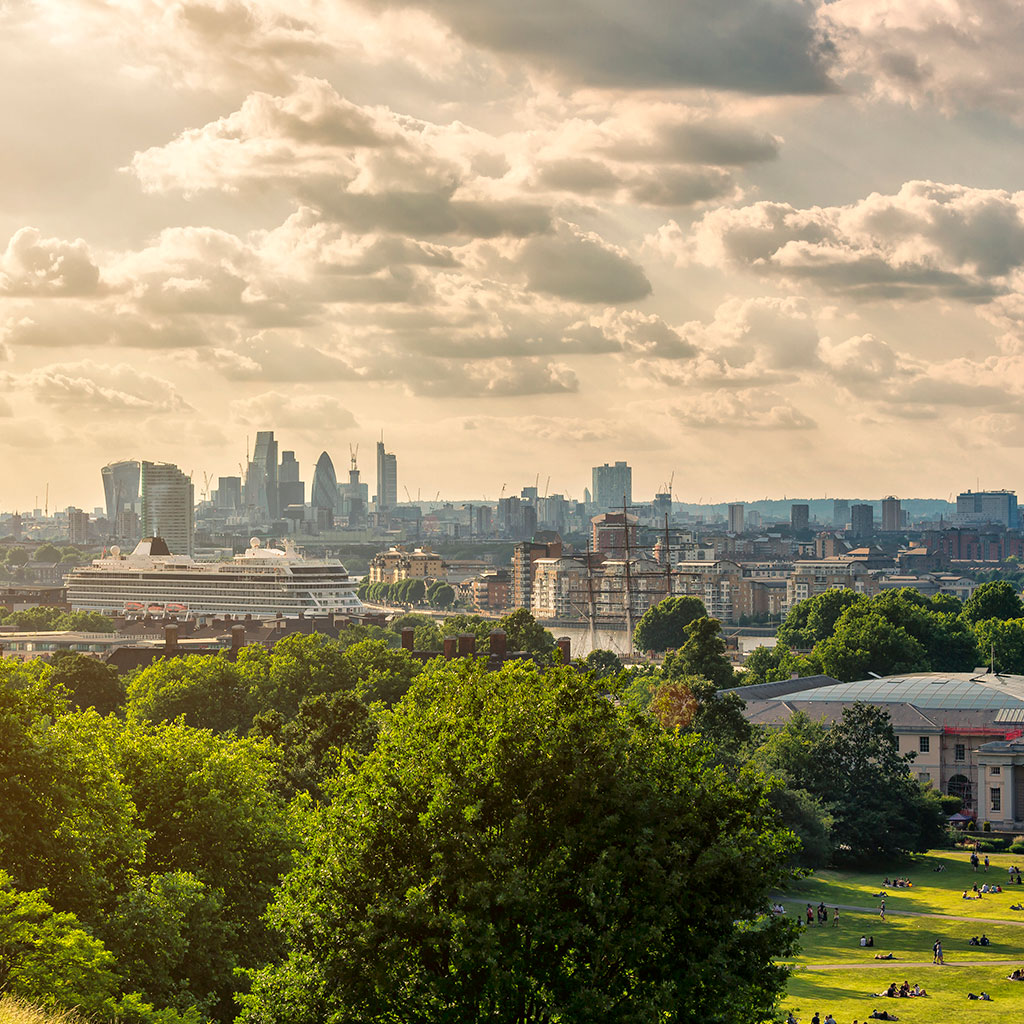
xmin=0 ymin=997 xmax=84 ymax=1024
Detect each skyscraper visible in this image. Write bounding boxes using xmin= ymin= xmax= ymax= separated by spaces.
xmin=850 ymin=503 xmax=874 ymax=540
xmin=881 ymin=495 xmax=902 ymax=532
xmin=101 ymin=460 xmax=140 ymax=521
xmin=339 ymin=447 xmax=368 ymax=526
xmin=376 ymin=440 xmax=398 ymax=516
xmin=728 ymin=503 xmax=744 ymax=534
xmin=591 ymin=461 xmax=631 ymax=510
xmin=215 ymin=476 xmax=242 ymax=510
xmin=311 ymin=452 xmax=339 ymax=516
xmin=791 ymin=503 xmax=809 ymax=532
xmin=832 ymin=499 xmax=850 ymax=528
xmin=278 ymin=450 xmax=304 ymax=508
xmin=140 ymin=461 xmax=194 ymax=556
xmin=251 ymin=431 xmax=279 ymax=519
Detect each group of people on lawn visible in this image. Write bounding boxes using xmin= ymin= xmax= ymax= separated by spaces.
xmin=876 ymin=980 xmax=927 ymax=998
xmin=806 ymin=902 xmax=839 ymax=926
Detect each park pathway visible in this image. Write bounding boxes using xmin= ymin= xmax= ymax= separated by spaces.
xmin=793 ymin=901 xmax=1024 ymax=927
xmin=791 ymin=959 xmax=1024 ymax=970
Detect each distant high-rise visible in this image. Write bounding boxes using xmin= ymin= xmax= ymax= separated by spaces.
xmin=955 ymin=489 xmax=1019 ymax=529
xmin=728 ymin=503 xmax=744 ymax=534
xmin=376 ymin=440 xmax=398 ymax=515
xmin=592 ymin=461 xmax=631 ymax=510
xmin=278 ymin=450 xmax=304 ymax=508
xmin=850 ymin=503 xmax=874 ymax=540
xmin=67 ymin=507 xmax=90 ymax=545
xmin=216 ymin=476 xmax=242 ymax=511
xmin=101 ymin=460 xmax=140 ymax=521
xmin=881 ymin=495 xmax=902 ymax=532
xmin=140 ymin=461 xmax=194 ymax=556
xmin=311 ymin=452 xmax=339 ymax=516
xmin=791 ymin=503 xmax=809 ymax=533
xmin=250 ymin=431 xmax=279 ymax=519
xmin=339 ymin=448 xmax=368 ymax=526
xmin=832 ymin=499 xmax=850 ymax=528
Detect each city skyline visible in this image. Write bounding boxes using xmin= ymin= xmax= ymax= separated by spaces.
xmin=4 ymin=2 xmax=1024 ymax=509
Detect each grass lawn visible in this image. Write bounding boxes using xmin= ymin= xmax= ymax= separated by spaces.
xmin=785 ymin=965 xmax=1024 ymax=1023
xmin=787 ymin=910 xmax=1023 ymax=966
xmin=781 ymin=849 xmax=1024 ymax=923
xmin=777 ymin=849 xmax=1024 ymax=1022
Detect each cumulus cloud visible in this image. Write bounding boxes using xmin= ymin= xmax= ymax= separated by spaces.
xmin=352 ymin=0 xmax=836 ymax=95
xmin=2 ymin=361 xmax=192 ymax=415
xmin=0 ymin=227 xmax=102 ymax=296
xmin=0 ymin=310 xmax=209 ymax=350
xmin=521 ymin=223 xmax=651 ymax=303
xmin=231 ymin=390 xmax=358 ymax=428
xmin=410 ymin=358 xmax=578 ymax=397
xmin=823 ymin=0 xmax=1024 ymax=120
xmin=666 ymin=180 xmax=1024 ymax=302
xmin=670 ymin=389 xmax=816 ymax=430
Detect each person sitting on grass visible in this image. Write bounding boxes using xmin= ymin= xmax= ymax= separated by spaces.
xmin=969 ymin=936 xmax=980 ymax=945
xmin=884 ymin=982 xmax=898 ymax=998
xmin=1007 ymin=968 xmax=1024 ymax=981
xmin=911 ymin=983 xmax=926 ymax=997
xmin=980 ymin=933 xmax=990 ymax=946
xmin=898 ymin=981 xmax=910 ymax=998
xmin=785 ymin=1012 xmax=798 ymax=1023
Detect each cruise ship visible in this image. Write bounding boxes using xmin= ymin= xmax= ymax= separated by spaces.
xmin=65 ymin=537 xmax=364 ymax=619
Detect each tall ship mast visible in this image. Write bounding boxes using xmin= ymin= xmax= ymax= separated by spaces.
xmin=65 ymin=537 xmax=364 ymax=619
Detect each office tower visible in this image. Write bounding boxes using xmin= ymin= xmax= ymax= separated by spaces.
xmin=216 ymin=476 xmax=242 ymax=511
xmin=339 ymin=448 xmax=368 ymax=526
xmin=591 ymin=461 xmax=632 ymax=510
xmin=140 ymin=461 xmax=194 ymax=556
xmin=521 ymin=486 xmax=538 ymax=504
xmin=881 ymin=495 xmax=902 ymax=532
xmin=791 ymin=503 xmax=809 ymax=532
xmin=101 ymin=460 xmax=140 ymax=521
xmin=728 ymin=503 xmax=744 ymax=534
xmin=832 ymin=499 xmax=850 ymax=527
xmin=278 ymin=451 xmax=305 ymax=508
xmin=955 ymin=489 xmax=1019 ymax=529
xmin=376 ymin=440 xmax=398 ymax=513
xmin=850 ymin=503 xmax=874 ymax=540
xmin=251 ymin=431 xmax=279 ymax=519
xmin=311 ymin=452 xmax=339 ymax=515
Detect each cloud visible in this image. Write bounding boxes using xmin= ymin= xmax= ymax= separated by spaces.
xmin=3 ymin=362 xmax=192 ymax=415
xmin=352 ymin=0 xmax=836 ymax=95
xmin=231 ymin=390 xmax=358 ymax=428
xmin=823 ymin=0 xmax=1024 ymax=120
xmin=410 ymin=358 xmax=579 ymax=397
xmin=521 ymin=223 xmax=651 ymax=303
xmin=0 ymin=310 xmax=210 ymax=350
xmin=669 ymin=180 xmax=1024 ymax=302
xmin=670 ymin=389 xmax=816 ymax=430
xmin=0 ymin=227 xmax=102 ymax=296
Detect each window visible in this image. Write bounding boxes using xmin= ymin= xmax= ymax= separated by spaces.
xmin=919 ymin=736 xmax=930 ymax=753
xmin=918 ymin=772 xmax=930 ymax=784
xmin=948 ymin=775 xmax=972 ymax=808
xmin=991 ymin=788 xmax=1001 ymax=811
xmin=992 ymin=766 xmax=1001 ymax=775
xmin=955 ymin=743 xmax=965 ymax=761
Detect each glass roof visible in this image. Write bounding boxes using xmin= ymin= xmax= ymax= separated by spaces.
xmin=793 ymin=676 xmax=1024 ymax=710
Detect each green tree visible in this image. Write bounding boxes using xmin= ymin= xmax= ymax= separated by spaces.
xmin=439 ymin=613 xmax=493 ymax=650
xmin=814 ymin=607 xmax=927 ymax=682
xmin=651 ymin=674 xmax=751 ymax=761
xmin=870 ymin=589 xmax=977 ymax=670
xmin=497 ymin=607 xmax=555 ymax=656
xmin=632 ymin=595 xmax=707 ymax=652
xmin=776 ymin=590 xmax=867 ymax=650
xmin=428 ymin=582 xmax=455 ymax=608
xmin=662 ymin=617 xmax=735 ymax=688
xmin=805 ymin=702 xmax=946 ymax=862
xmin=405 ymin=578 xmax=427 ymax=604
xmin=961 ymin=580 xmax=1024 ymax=624
xmin=241 ymin=660 xmax=798 ymax=1024
xmin=127 ymin=654 xmax=258 ymax=733
xmin=5 ymin=547 xmax=29 ymax=566
xmin=1 ymin=606 xmax=65 ymax=630
xmin=580 ymin=648 xmax=623 ymax=678
xmin=972 ymin=617 xmax=1024 ymax=674
xmin=55 ymin=610 xmax=116 ymax=633
xmin=33 ymin=544 xmax=62 ymax=563
xmin=48 ymin=652 xmax=125 ymax=715
xmin=739 ymin=643 xmax=822 ymax=686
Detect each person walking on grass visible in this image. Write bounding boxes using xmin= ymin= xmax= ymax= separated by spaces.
xmin=879 ymin=898 xmax=886 ymax=922
xmin=933 ymin=939 xmax=943 ymax=964
xmin=833 ymin=907 xmax=840 ymax=927
xmin=985 ymin=854 xmax=990 ymax=873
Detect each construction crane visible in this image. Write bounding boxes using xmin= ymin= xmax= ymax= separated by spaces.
xmin=544 ymin=476 xmax=550 ymax=498
xmin=404 ymin=486 xmax=413 ymax=502
xmin=499 ymin=483 xmax=506 ymax=501
xmin=201 ymin=472 xmax=212 ymax=502
xmin=350 ymin=443 xmax=359 ymax=470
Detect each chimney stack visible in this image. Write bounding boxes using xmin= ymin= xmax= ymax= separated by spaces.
xmin=231 ymin=624 xmax=246 ymax=654
xmin=164 ymin=623 xmax=179 ymax=652
xmin=458 ymin=633 xmax=476 ymax=657
xmin=488 ymin=629 xmax=507 ymax=660
xmin=556 ymin=636 xmax=571 ymax=663
xmin=401 ymin=627 xmax=415 ymax=651
xmin=443 ymin=635 xmax=458 ymax=659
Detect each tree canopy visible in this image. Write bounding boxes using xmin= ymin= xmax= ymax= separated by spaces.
xmin=242 ymin=660 xmax=798 ymax=1024
xmin=632 ymin=595 xmax=707 ymax=652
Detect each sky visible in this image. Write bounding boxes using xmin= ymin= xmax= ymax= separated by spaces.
xmin=4 ymin=0 xmax=1024 ymax=511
